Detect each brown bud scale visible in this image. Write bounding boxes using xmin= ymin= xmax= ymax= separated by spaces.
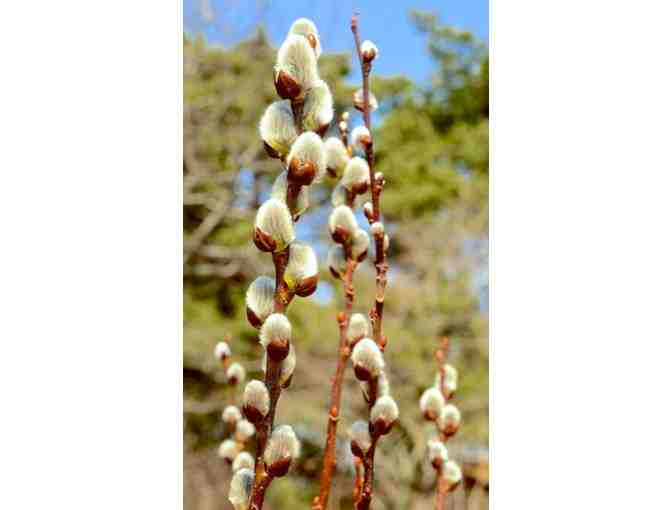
xmin=242 ymin=404 xmax=265 ymax=425
xmin=267 ymin=335 xmax=290 ymax=362
xmin=266 ymin=457 xmax=292 ymax=478
xmin=331 ymin=225 xmax=351 ymax=244
xmin=353 ymin=363 xmax=373 ymax=382
xmin=295 ymin=274 xmax=318 ymax=297
xmin=246 ymin=306 xmax=263 ymax=329
xmin=263 ymin=141 xmax=281 ymax=159
xmin=254 ymin=227 xmax=277 ymax=252
xmin=274 ymin=69 xmax=302 ymax=100
xmin=288 ymin=158 xmax=317 ymax=186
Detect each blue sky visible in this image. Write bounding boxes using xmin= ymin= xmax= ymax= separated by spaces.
xmin=184 ymin=0 xmax=488 ymax=84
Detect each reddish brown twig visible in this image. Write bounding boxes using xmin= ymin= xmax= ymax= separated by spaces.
xmin=313 ymin=244 xmax=357 ymax=509
xmin=352 ymin=374 xmax=381 ymax=510
xmin=351 ymin=15 xmax=388 ymax=352
xmin=248 ymin=224 xmax=294 ymax=510
xmin=349 ymin=15 xmax=397 ymax=510
xmin=355 ymin=432 xmax=379 ymax=510
xmin=353 ymin=456 xmax=364 ymax=502
xmin=248 ymin=470 xmax=273 ymax=510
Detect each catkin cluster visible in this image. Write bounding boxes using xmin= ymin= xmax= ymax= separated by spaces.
xmin=231 ymin=17 xmax=335 ymax=510
xmin=213 ymin=339 xmax=256 ymax=486
xmin=419 ymin=343 xmax=464 ymax=499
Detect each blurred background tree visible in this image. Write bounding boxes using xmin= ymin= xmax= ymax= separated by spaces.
xmin=184 ymin=8 xmax=488 ymax=510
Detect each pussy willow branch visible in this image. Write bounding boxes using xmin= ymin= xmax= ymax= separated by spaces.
xmin=351 ymin=15 xmax=389 ymax=509
xmin=433 ymin=337 xmax=455 ymax=509
xmin=249 ymin=101 xmax=306 ymax=510
xmin=351 ymin=15 xmax=388 ymax=352
xmin=314 ymin=236 xmax=357 ymax=510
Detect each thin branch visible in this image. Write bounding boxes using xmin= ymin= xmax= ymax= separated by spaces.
xmin=350 ymin=16 xmax=394 ymax=510
xmin=248 ymin=84 xmax=306 ymax=510
xmin=248 ymin=471 xmax=273 ymax=510
xmin=355 ymin=433 xmax=379 ymax=510
xmin=351 ymin=14 xmax=389 ymax=352
xmin=313 ymin=256 xmax=356 ymax=510
xmin=353 ymin=456 xmax=364 ymax=502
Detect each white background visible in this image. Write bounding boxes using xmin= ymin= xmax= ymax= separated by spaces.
xmin=0 ymin=0 xmax=671 ymax=508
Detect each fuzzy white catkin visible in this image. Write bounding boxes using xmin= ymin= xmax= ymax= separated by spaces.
xmin=427 ymin=440 xmax=448 ymax=464
xmin=243 ymin=380 xmax=270 ymax=417
xmin=259 ymin=100 xmax=297 ymax=156
xmin=419 ymin=387 xmax=445 ymax=417
xmin=435 ymin=364 xmax=458 ymax=394
xmin=276 ymin=34 xmax=319 ymax=90
xmin=214 ymin=341 xmax=231 ymax=360
xmin=284 ymin=241 xmax=318 ymax=288
xmin=255 ymin=198 xmax=295 ymax=250
xmin=271 ymin=171 xmax=309 ymax=217
xmin=351 ymin=338 xmax=384 ymax=377
xmin=245 ymin=276 xmax=275 ymax=325
xmin=232 ymin=451 xmax=255 ymax=472
xmin=341 ymin=157 xmax=370 ymax=191
xmin=324 ymin=137 xmax=349 ymax=175
xmin=226 ymin=362 xmax=246 ymax=384
xmin=441 ymin=460 xmax=462 ymax=484
xmin=259 ymin=313 xmax=291 ymax=349
xmin=235 ymin=419 xmax=255 ymax=442
xmin=222 ymin=405 xmax=242 ymax=424
xmin=287 ymin=131 xmax=327 ymax=182
xmin=329 ymin=205 xmax=359 ymax=238
xmin=228 ymin=467 xmax=254 ymax=509
xmin=370 ymin=395 xmax=399 ymax=426
xmin=303 ymin=80 xmax=334 ymax=133
xmin=361 ymin=40 xmax=378 ymax=59
xmin=438 ymin=404 xmax=461 ymax=430
xmin=352 ymin=229 xmax=370 ymax=259
xmin=262 ymin=344 xmax=296 ymax=386
xmin=353 ymin=88 xmax=378 ymax=112
xmin=351 ymin=125 xmax=371 ymax=152
xmin=347 ymin=313 xmax=371 ymax=344
xmin=331 ymin=183 xmax=347 ymax=207
xmin=349 ymin=420 xmax=371 ymax=453
xmin=328 ymin=245 xmax=348 ymax=277
xmin=288 ymin=17 xmax=322 ymax=58
xmin=264 ymin=425 xmax=300 ymax=466
xmin=218 ymin=439 xmax=238 ymax=461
